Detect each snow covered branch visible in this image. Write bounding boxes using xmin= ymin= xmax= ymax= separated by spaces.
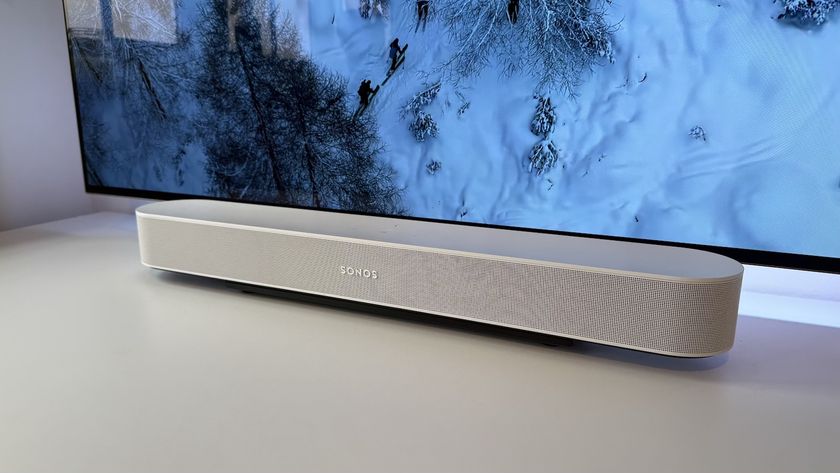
xmin=433 ymin=0 xmax=616 ymax=94
xmin=401 ymin=81 xmax=442 ymax=118
xmin=776 ymin=0 xmax=838 ymax=25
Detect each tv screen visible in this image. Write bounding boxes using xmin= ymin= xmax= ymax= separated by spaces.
xmin=63 ymin=0 xmax=840 ymax=271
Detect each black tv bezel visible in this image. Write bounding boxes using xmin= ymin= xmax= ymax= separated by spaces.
xmin=61 ymin=4 xmax=840 ymax=275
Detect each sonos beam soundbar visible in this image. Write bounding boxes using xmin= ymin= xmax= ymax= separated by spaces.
xmin=136 ymin=199 xmax=743 ymax=357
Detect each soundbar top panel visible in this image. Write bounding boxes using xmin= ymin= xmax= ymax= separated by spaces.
xmin=137 ymin=200 xmax=742 ymax=282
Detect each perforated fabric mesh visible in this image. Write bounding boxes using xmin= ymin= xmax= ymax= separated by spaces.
xmin=139 ymin=217 xmax=741 ymax=356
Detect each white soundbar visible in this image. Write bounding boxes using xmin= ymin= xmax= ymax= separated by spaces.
xmin=136 ymin=199 xmax=743 ymax=357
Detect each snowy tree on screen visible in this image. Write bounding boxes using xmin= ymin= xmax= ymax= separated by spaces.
xmin=197 ymin=0 xmax=402 ymax=213
xmin=433 ymin=0 xmax=615 ymax=94
xmin=526 ymin=96 xmax=560 ymax=174
xmin=426 ymin=160 xmax=442 ymax=175
xmin=403 ymin=82 xmax=442 ymax=142
xmin=530 ymin=96 xmax=556 ymax=138
xmin=410 ymin=111 xmax=440 ymax=141
xmin=776 ymin=0 xmax=839 ymax=25
xmin=265 ymin=4 xmax=302 ymax=59
xmin=67 ymin=0 xmax=190 ymax=187
xmin=197 ymin=0 xmax=296 ymax=203
xmin=689 ymin=125 xmax=707 ymax=142
xmin=528 ymin=139 xmax=561 ymax=175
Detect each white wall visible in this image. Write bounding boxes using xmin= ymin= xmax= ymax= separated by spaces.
xmin=0 ymin=0 xmax=94 ymax=230
xmin=90 ymin=194 xmax=155 ymax=213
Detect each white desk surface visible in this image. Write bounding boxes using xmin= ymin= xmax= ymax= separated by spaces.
xmin=1 ymin=212 xmax=839 ymax=473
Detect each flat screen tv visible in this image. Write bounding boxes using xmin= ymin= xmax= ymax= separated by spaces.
xmin=62 ymin=0 xmax=840 ymax=273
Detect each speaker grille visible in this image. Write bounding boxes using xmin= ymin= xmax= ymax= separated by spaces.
xmin=139 ymin=217 xmax=741 ymax=356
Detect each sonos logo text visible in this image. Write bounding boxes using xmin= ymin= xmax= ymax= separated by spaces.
xmin=340 ymin=266 xmax=378 ymax=279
